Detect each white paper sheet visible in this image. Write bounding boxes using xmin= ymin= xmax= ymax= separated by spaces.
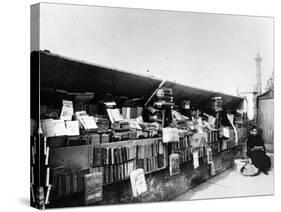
xmin=193 ymin=151 xmax=199 ymax=169
xmin=66 ymin=120 xmax=80 ymax=136
xmin=60 ymin=100 xmax=74 ymax=121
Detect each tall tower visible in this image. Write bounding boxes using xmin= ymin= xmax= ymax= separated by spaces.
xmin=255 ymin=53 xmax=262 ymax=95
xmin=252 ymin=52 xmax=262 ymax=123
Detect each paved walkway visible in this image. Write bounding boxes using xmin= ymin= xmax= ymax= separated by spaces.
xmin=173 ymin=168 xmax=274 ymax=201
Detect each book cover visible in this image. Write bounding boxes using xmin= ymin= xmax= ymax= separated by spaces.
xmin=169 ymin=153 xmax=180 ymax=176
xmin=130 ymin=169 xmax=147 ymax=197
xmin=84 ymin=172 xmax=103 ymax=205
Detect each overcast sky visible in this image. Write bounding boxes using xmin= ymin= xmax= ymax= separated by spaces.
xmin=37 ymin=3 xmax=274 ymax=96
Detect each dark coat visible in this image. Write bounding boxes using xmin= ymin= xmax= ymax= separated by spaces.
xmin=246 ymin=135 xmax=271 ymax=173
xmin=247 ymin=135 xmax=265 ymax=152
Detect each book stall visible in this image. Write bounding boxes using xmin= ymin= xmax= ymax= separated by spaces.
xmin=30 ymin=51 xmax=248 ymax=209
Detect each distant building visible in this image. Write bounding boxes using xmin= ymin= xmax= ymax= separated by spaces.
xmin=257 ymin=89 xmax=274 ymax=153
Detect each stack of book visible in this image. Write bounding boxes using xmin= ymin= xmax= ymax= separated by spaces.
xmin=111 ymin=121 xmax=130 ymax=131
xmin=170 ymin=132 xmax=191 ymax=164
xmin=198 ymin=146 xmax=205 ymax=158
xmin=121 ymin=107 xmax=143 ymax=119
xmin=207 ymin=97 xmax=223 ymax=112
xmin=144 ymin=107 xmax=163 ymax=123
xmin=234 ymin=109 xmax=244 ymax=125
xmin=111 ymin=120 xmax=137 ymax=142
xmin=95 ymin=117 xmax=110 ymax=132
xmin=154 ymin=88 xmax=174 ymax=108
xmin=100 ymin=133 xmax=111 ymax=144
xmin=75 ymin=111 xmax=98 ymax=132
xmin=234 ymin=116 xmax=243 ymax=124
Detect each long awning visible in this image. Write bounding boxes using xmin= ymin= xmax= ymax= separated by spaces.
xmin=34 ymin=50 xmax=243 ymax=109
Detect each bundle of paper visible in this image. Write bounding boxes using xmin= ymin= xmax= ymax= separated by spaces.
xmin=162 ymin=127 xmax=179 ymax=143
xmin=75 ymin=111 xmax=98 ymax=131
xmin=219 ymin=127 xmax=230 ymax=139
xmin=65 ymin=120 xmax=80 ymax=136
xmin=126 ymin=119 xmax=142 ymax=130
xmin=41 ymin=119 xmax=79 ymax=137
xmin=60 ymin=100 xmax=74 ymax=121
xmin=81 ymin=116 xmax=98 ymax=131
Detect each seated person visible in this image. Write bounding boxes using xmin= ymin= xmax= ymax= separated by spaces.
xmin=247 ymin=126 xmax=271 ymax=175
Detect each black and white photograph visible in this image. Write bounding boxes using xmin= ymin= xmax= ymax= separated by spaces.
xmin=30 ymin=2 xmax=274 ymax=209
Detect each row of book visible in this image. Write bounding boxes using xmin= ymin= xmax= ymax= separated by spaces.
xmin=136 ymin=156 xmax=167 ymax=173
xmin=171 ymin=149 xmax=191 ymax=164
xmin=49 ymin=167 xmax=90 ymax=200
xmin=93 ymin=145 xmax=137 ymax=166
xmin=121 ymin=107 xmax=143 ymax=119
xmin=136 ymin=140 xmax=166 ymax=159
xmin=237 ymin=128 xmax=247 ymax=138
xmin=221 ymin=139 xmax=236 ymax=150
xmin=170 ymin=136 xmax=189 ymax=149
xmin=207 ymin=131 xmax=219 ymax=143
xmin=112 ymin=131 xmax=138 ymax=142
xmin=91 ymin=160 xmax=136 ymax=184
xmin=171 ymin=146 xmax=205 ymax=163
xmin=209 ymin=142 xmax=221 ymax=154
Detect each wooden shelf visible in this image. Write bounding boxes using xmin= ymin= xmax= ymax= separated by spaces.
xmin=102 ymin=166 xmax=167 ymax=186
xmin=92 ymin=137 xmax=163 ymax=148
xmin=92 ymin=158 xmax=136 ymax=167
